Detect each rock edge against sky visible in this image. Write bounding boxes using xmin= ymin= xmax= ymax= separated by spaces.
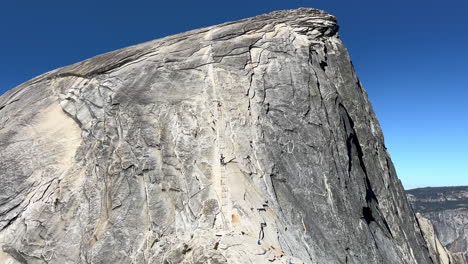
xmin=0 ymin=8 xmax=445 ymax=264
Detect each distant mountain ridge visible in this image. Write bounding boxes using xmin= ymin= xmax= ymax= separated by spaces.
xmin=407 ymin=186 xmax=468 ymax=263
xmin=407 ymin=186 xmax=468 ymax=213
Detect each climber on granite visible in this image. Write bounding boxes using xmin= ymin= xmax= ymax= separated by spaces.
xmin=257 ymin=222 xmax=267 ymax=245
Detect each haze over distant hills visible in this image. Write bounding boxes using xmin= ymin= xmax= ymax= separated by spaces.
xmin=407 ymin=186 xmax=468 ymax=213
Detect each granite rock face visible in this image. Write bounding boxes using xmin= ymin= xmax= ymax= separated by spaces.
xmin=416 ymin=213 xmax=452 ymax=264
xmin=426 ymin=210 xmax=468 ymax=264
xmin=408 ymin=186 xmax=468 ymax=263
xmin=0 ymin=8 xmax=438 ymax=264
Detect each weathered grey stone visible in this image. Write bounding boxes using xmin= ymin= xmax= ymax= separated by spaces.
xmin=408 ymin=186 xmax=468 ymax=263
xmin=0 ymin=8 xmax=438 ymax=263
xmin=416 ymin=213 xmax=452 ymax=264
xmin=426 ymin=210 xmax=468 ymax=264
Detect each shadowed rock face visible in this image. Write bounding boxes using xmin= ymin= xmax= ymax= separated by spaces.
xmin=408 ymin=186 xmax=468 ymax=263
xmin=0 ymin=8 xmax=436 ymax=264
xmin=416 ymin=213 xmax=453 ymax=264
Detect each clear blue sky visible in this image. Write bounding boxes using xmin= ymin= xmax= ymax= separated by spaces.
xmin=1 ymin=0 xmax=466 ymax=189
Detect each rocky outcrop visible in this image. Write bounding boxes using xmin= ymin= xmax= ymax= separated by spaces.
xmin=0 ymin=8 xmax=437 ymax=263
xmin=416 ymin=213 xmax=452 ymax=264
xmin=408 ymin=186 xmax=468 ymax=263
xmin=426 ymin=210 xmax=468 ymax=263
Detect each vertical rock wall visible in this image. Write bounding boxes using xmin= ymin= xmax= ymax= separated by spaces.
xmin=0 ymin=8 xmax=437 ymax=264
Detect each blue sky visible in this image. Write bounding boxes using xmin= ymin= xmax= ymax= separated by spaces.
xmin=0 ymin=0 xmax=466 ymax=189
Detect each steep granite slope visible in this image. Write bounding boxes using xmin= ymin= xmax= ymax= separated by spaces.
xmin=416 ymin=213 xmax=454 ymax=264
xmin=0 ymin=8 xmax=437 ymax=263
xmin=408 ymin=186 xmax=468 ymax=263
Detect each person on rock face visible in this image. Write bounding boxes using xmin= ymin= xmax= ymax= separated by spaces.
xmin=258 ymin=222 xmax=266 ymax=244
